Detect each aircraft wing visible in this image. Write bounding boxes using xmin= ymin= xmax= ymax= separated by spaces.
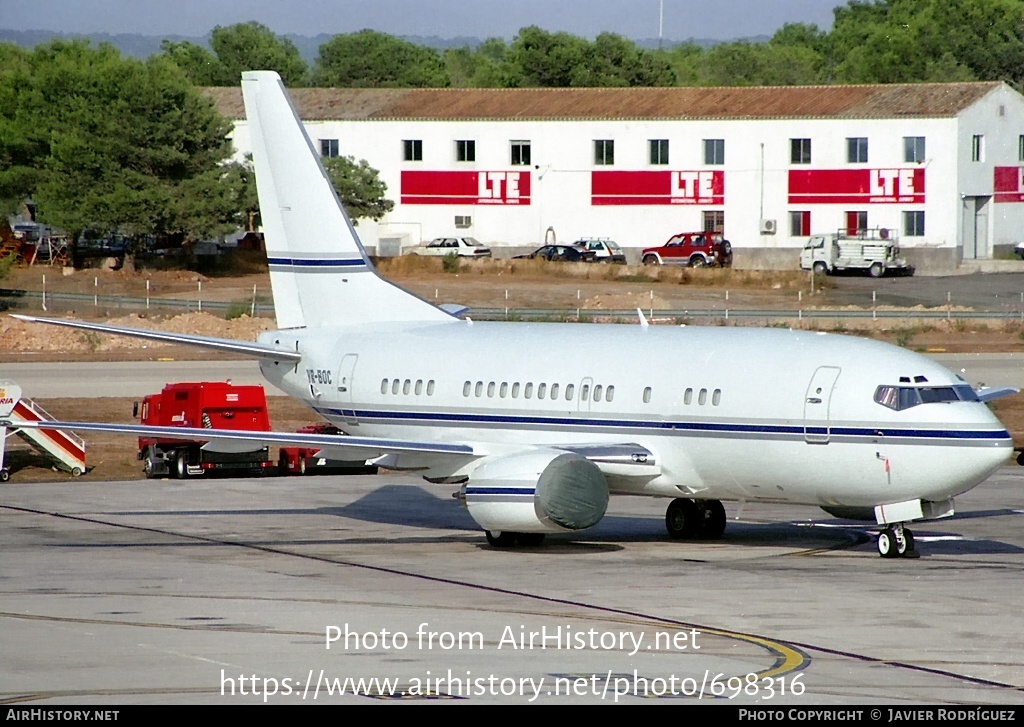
xmin=975 ymin=386 xmax=1019 ymax=403
xmin=11 ymin=314 xmax=301 ymax=363
xmin=4 ymin=419 xmax=475 ymax=462
xmin=4 ymin=416 xmax=660 ymax=483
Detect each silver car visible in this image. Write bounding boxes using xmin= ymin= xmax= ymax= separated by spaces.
xmin=412 ymin=237 xmax=492 ymax=257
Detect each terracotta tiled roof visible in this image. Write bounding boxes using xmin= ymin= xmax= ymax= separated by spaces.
xmin=202 ymin=82 xmax=1003 ymax=122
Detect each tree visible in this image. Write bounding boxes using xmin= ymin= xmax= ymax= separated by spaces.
xmin=322 ymin=155 xmax=393 ymax=224
xmin=312 ymin=30 xmax=449 ymax=87
xmin=161 ymin=22 xmax=307 ymax=87
xmin=499 ymin=26 xmax=589 ymax=87
xmin=0 ymin=39 xmax=241 ymax=255
xmin=209 ymin=22 xmax=307 ymax=86
xmin=444 ymin=40 xmax=506 ymax=88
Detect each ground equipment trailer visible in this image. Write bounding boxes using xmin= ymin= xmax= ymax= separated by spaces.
xmin=278 ymin=423 xmax=379 ymax=476
xmin=135 ymin=381 xmax=274 ymax=479
xmin=800 ymin=228 xmax=913 ymax=277
xmin=0 ymin=380 xmax=86 ymax=481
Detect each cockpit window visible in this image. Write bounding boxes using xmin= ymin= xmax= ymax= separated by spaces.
xmin=874 ymin=384 xmax=977 ymax=411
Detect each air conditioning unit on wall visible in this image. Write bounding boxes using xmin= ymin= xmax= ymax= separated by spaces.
xmin=759 ymin=219 xmax=777 ymax=235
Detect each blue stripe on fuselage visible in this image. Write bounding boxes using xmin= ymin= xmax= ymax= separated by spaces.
xmin=311 ymin=406 xmax=1010 ymax=443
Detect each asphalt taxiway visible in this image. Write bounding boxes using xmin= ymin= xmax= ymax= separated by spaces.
xmin=1 ymin=467 xmax=1022 ymax=704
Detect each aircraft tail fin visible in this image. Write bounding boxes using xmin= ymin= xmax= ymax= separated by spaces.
xmin=241 ymin=71 xmax=453 ymax=329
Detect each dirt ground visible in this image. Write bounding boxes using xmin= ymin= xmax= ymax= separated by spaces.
xmin=3 ymin=259 xmax=1023 ymax=483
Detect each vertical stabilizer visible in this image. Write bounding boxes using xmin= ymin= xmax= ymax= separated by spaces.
xmin=241 ymin=71 xmax=453 ymax=329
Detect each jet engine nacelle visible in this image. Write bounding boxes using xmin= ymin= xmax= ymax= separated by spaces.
xmin=462 ymin=450 xmax=609 ymax=534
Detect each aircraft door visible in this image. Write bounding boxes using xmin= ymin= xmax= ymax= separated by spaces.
xmin=336 ymin=354 xmax=359 ymax=426
xmin=803 ymin=366 xmax=840 ymax=444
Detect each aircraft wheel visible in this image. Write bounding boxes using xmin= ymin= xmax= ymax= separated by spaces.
xmin=894 ymin=526 xmax=917 ymax=558
xmin=517 ymin=533 xmax=546 ymax=546
xmin=485 ymin=530 xmax=517 ymax=548
xmin=698 ymin=500 xmax=727 ymax=539
xmin=877 ymin=529 xmax=897 ymax=558
xmin=665 ymin=498 xmax=700 ymax=539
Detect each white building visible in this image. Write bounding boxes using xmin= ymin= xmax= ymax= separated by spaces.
xmin=206 ymin=82 xmax=1024 ymax=270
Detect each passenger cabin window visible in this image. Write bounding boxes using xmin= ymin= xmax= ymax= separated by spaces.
xmin=550 ymin=383 xmax=560 ymax=399
xmin=565 ymin=384 xmax=575 ymax=400
xmin=643 ymin=387 xmax=652 ymax=403
xmin=381 ymin=379 xmax=389 ymax=394
xmin=684 ymin=388 xmax=693 ymax=405
xmin=463 ymin=381 xmax=471 ymax=397
xmin=606 ymin=386 xmax=615 ymax=402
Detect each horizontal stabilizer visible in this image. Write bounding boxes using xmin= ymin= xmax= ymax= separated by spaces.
xmin=12 ymin=315 xmax=302 ymax=363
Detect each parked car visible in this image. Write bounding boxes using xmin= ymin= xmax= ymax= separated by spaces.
xmin=513 ymin=244 xmax=596 ymax=262
xmin=641 ymin=232 xmax=732 ymax=267
xmin=572 ymin=237 xmax=627 ymax=264
xmin=412 ymin=237 xmax=492 ymax=257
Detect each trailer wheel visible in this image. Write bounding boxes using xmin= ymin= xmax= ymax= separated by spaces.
xmin=0 ymin=469 xmax=9 ymax=482
xmin=71 ymin=467 xmax=83 ymax=477
xmin=869 ymin=262 xmax=884 ymax=278
xmin=175 ymin=451 xmax=189 ymax=479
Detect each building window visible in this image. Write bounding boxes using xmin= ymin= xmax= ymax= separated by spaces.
xmin=791 ymin=138 xmax=811 ymax=164
xmin=456 ymin=140 xmax=476 ymax=162
xmin=904 ymin=211 xmax=925 ymax=237
xmin=904 ymin=136 xmax=925 ymax=163
xmin=454 ymin=215 xmax=472 ymax=229
xmin=320 ymin=139 xmax=339 ymax=158
xmin=594 ymin=140 xmax=614 ymax=165
xmin=971 ymin=134 xmax=984 ymax=162
xmin=649 ymin=139 xmax=669 ymax=165
xmin=790 ymin=211 xmax=811 ymax=236
xmin=845 ymin=211 xmax=867 ymax=236
xmin=403 ymin=139 xmax=422 ymax=161
xmin=847 ymin=137 xmax=868 ymax=163
xmin=511 ymin=140 xmax=531 ymax=166
xmin=703 ymin=210 xmax=724 ymax=233
xmin=703 ymin=139 xmax=725 ymax=165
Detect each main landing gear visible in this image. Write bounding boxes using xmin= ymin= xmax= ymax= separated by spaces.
xmin=876 ymin=523 xmax=919 ymax=559
xmin=485 ymin=531 xmax=546 ymax=548
xmin=665 ymin=498 xmax=726 ymax=539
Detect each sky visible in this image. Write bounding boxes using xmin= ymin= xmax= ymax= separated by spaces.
xmin=0 ymin=0 xmax=844 ymax=41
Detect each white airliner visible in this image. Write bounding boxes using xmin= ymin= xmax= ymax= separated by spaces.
xmin=10 ymin=71 xmax=1015 ymax=558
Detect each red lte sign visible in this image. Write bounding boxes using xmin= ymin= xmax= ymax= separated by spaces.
xmin=788 ymin=169 xmax=925 ymax=204
xmin=401 ymin=171 xmax=531 ymax=205
xmin=994 ymin=167 xmax=1024 ymax=203
xmin=591 ymin=171 xmax=724 ymax=205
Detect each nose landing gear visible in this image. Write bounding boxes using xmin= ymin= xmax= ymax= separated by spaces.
xmin=877 ymin=523 xmax=919 ymax=558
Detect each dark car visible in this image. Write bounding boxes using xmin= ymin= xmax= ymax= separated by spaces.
xmin=641 ymin=232 xmax=732 ymax=267
xmin=513 ymin=245 xmax=596 ymax=262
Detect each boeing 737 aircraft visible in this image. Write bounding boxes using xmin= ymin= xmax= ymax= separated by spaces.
xmin=10 ymin=71 xmax=1015 ymax=558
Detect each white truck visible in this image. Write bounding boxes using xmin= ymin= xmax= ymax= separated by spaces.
xmin=800 ymin=228 xmax=913 ymax=278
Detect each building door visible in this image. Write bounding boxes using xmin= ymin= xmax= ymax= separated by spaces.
xmin=961 ymin=196 xmax=991 ymax=260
